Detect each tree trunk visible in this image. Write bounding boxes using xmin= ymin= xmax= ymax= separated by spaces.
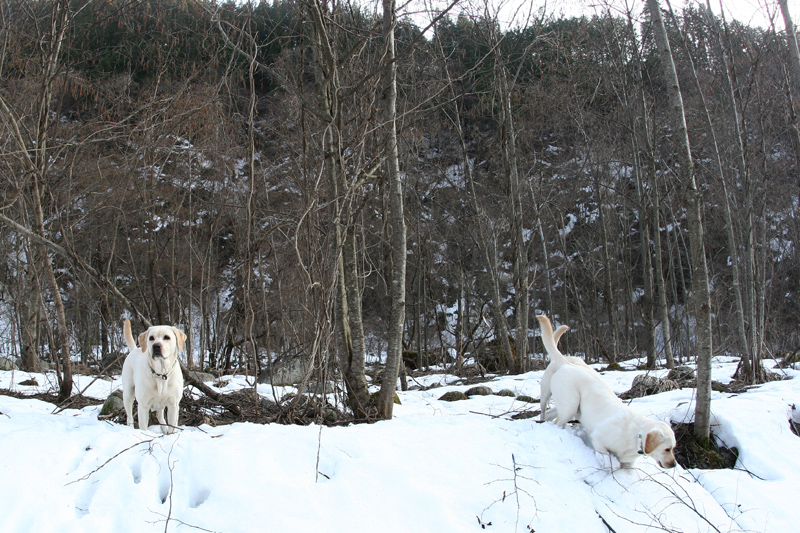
xmin=377 ymin=0 xmax=407 ymax=420
xmin=596 ymin=169 xmax=619 ymax=365
xmin=652 ymin=190 xmax=675 ymax=368
xmin=624 ymin=4 xmax=675 ymax=369
xmin=631 ymin=146 xmax=657 ymax=369
xmin=18 ymin=249 xmax=42 ymax=373
xmin=646 ymin=0 xmax=713 ymax=442
xmin=495 ymin=64 xmax=530 ymax=373
xmin=307 ymin=0 xmax=370 ymax=419
xmin=0 ymin=0 xmax=73 ymax=400
xmin=441 ymin=65 xmax=514 ymax=370
xmin=696 ymin=2 xmax=761 ymax=382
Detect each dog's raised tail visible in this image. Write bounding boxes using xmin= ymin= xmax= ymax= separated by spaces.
xmin=123 ymin=318 xmax=138 ymax=352
xmin=537 ymin=315 xmax=568 ymax=362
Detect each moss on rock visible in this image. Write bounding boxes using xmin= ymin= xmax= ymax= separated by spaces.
xmin=439 ymin=391 xmax=468 ymax=402
xmin=466 ymin=386 xmax=493 ymax=397
xmin=100 ymin=390 xmax=124 ymax=417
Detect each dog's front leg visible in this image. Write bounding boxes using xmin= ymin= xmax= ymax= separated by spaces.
xmin=165 ymin=403 xmax=179 ymax=434
xmin=154 ymin=407 xmax=169 ymax=433
xmin=137 ymin=401 xmax=151 ymax=432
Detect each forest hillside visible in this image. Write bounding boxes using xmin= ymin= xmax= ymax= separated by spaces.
xmin=1 ymin=0 xmax=798 ymax=413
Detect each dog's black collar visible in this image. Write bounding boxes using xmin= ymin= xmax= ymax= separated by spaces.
xmin=637 ymin=433 xmax=645 ymax=455
xmin=150 ymin=359 xmax=176 ymax=381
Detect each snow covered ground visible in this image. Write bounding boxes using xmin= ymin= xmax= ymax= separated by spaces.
xmin=1 ymin=357 xmax=798 ymax=532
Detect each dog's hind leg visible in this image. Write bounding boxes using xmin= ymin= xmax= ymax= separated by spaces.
xmin=551 ymin=389 xmax=580 ymax=428
xmin=539 ymin=377 xmax=552 ymax=422
xmin=123 ymin=386 xmax=135 ymax=427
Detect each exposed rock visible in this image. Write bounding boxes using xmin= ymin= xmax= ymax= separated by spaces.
xmin=711 ymin=380 xmax=731 ymax=393
xmin=438 ymin=391 xmax=468 ymax=402
xmin=403 ymin=350 xmax=437 ymax=370
xmin=667 ymin=365 xmax=695 ymax=383
xmin=259 ymin=397 xmax=277 ymax=410
xmin=100 ymin=390 xmax=125 ymax=417
xmin=257 ymin=355 xmax=308 ymax=385
xmin=0 ymin=357 xmax=19 ymax=371
xmin=620 ymin=374 xmax=679 ymax=399
xmin=515 ymin=395 xmax=536 ymax=404
xmin=305 ymin=381 xmax=339 ymax=394
xmin=187 ymin=370 xmax=216 ymax=383
xmin=496 ymin=389 xmax=516 ymax=397
xmin=18 ymin=378 xmax=39 ymax=386
xmin=465 ymin=386 xmax=493 ymax=397
xmin=528 ymin=359 xmax=549 ymax=371
xmin=102 ymin=352 xmax=125 ymax=373
xmin=775 ymin=351 xmax=800 ymax=369
xmin=478 ymin=337 xmax=517 ymax=372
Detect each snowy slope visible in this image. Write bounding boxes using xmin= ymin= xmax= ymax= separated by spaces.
xmin=0 ymin=358 xmax=798 ymax=532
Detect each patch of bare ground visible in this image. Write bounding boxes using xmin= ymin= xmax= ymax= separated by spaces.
xmin=672 ymin=423 xmax=738 ymax=470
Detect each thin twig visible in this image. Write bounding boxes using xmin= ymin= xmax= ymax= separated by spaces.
xmin=315 ymin=425 xmax=324 ymax=482
xmin=149 ymin=514 xmax=221 ymax=533
xmin=163 ymin=438 xmax=178 ymax=533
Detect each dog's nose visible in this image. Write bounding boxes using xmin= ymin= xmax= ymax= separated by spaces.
xmin=152 ymin=343 xmax=163 ymax=357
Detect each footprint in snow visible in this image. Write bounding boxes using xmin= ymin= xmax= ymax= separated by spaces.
xmin=190 ymin=487 xmax=211 ymax=508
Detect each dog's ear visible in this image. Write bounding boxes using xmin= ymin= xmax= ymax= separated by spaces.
xmin=172 ymin=327 xmax=187 ymax=352
xmin=644 ymin=428 xmax=665 ymax=454
xmin=138 ymin=330 xmax=149 ymax=351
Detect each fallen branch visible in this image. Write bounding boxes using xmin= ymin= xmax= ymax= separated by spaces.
xmin=180 ymin=361 xmax=241 ymax=417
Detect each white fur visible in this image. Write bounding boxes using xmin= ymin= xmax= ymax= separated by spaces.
xmin=121 ymin=319 xmax=186 ymax=434
xmin=536 ymin=315 xmax=581 ymax=422
xmin=539 ymin=315 xmax=677 ymax=469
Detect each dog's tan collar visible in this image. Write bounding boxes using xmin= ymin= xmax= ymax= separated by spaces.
xmin=150 ymin=358 xmax=177 ymax=381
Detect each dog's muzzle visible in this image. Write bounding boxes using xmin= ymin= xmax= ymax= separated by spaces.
xmin=152 ymin=344 xmax=163 ymax=358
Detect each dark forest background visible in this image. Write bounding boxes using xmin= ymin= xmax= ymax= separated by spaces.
xmin=1 ymin=0 xmax=798 ymax=402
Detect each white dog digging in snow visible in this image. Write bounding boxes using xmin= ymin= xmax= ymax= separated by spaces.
xmin=538 ymin=314 xmax=677 ymax=469
xmin=122 ymin=318 xmax=186 ymax=434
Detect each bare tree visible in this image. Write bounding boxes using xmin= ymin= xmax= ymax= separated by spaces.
xmin=377 ymin=0 xmax=407 ymax=419
xmin=646 ymin=0 xmax=713 ymax=443
xmin=305 ymin=0 xmax=372 ymax=418
xmin=0 ymin=0 xmax=76 ymax=400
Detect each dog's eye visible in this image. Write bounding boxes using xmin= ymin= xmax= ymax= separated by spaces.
xmin=149 ymin=335 xmax=155 ymax=341
xmin=164 ymin=335 xmax=171 ymax=341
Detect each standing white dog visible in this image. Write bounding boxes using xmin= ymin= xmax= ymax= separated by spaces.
xmin=122 ymin=318 xmax=186 ymax=434
xmin=539 ymin=315 xmax=677 ymax=469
